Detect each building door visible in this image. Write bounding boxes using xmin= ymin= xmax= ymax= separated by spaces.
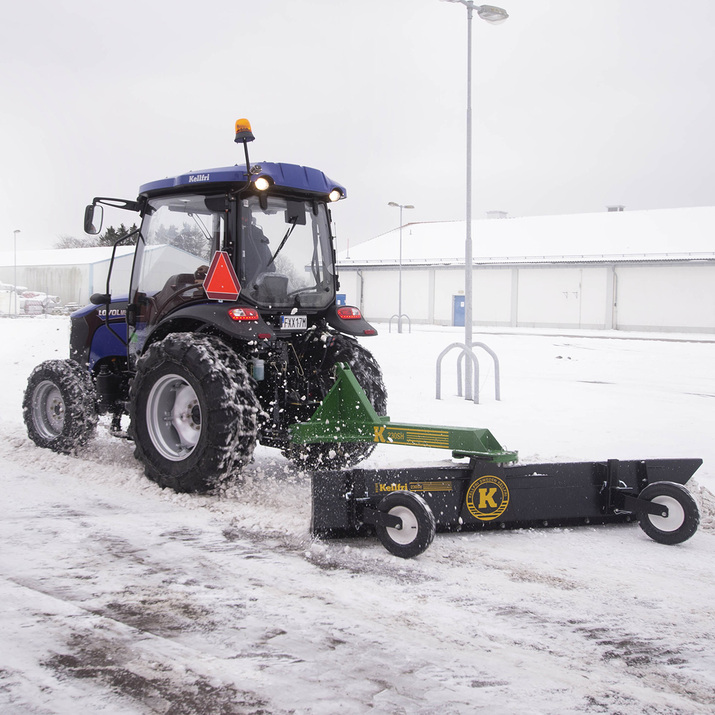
xmin=453 ymin=295 xmax=465 ymax=326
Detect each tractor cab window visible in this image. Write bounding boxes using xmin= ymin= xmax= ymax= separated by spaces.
xmin=128 ymin=193 xmax=226 ymax=356
xmin=239 ymin=196 xmax=335 ymax=309
xmin=136 ymin=194 xmax=225 ymax=293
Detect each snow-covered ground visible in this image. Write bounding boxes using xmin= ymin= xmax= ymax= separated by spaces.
xmin=1 ymin=316 xmax=714 ymax=714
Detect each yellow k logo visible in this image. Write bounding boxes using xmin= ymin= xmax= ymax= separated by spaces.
xmin=374 ymin=425 xmax=386 ymax=443
xmin=478 ymin=487 xmax=498 ymax=509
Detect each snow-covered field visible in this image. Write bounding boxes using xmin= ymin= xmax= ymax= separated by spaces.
xmin=1 ymin=317 xmax=714 ymax=714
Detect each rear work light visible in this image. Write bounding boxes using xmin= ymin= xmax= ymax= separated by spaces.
xmin=337 ymin=306 xmax=362 ymax=320
xmin=228 ymin=307 xmax=259 ymax=321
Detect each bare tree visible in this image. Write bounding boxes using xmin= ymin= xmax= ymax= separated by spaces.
xmin=54 ymin=234 xmax=99 ymax=249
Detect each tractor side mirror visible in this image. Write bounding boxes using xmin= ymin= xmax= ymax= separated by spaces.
xmin=84 ymin=204 xmax=103 ymax=235
xmin=90 ymin=293 xmax=111 ymax=305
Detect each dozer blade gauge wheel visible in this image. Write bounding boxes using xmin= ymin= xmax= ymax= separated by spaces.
xmin=637 ymin=481 xmax=699 ymax=545
xmin=374 ymin=491 xmax=436 ymax=558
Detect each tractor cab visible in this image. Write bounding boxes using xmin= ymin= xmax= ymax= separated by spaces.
xmin=126 ymin=175 xmax=341 ymax=355
xmin=134 ymin=163 xmax=343 ymax=315
xmin=83 ymin=119 xmax=364 ymax=365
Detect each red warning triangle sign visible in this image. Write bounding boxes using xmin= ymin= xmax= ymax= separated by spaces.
xmin=203 ymin=251 xmax=241 ymax=301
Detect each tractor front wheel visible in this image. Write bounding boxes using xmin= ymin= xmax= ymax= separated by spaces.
xmin=23 ymin=359 xmax=98 ymax=453
xmin=637 ymin=481 xmax=699 ymax=545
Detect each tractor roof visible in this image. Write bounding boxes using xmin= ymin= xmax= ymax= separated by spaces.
xmin=139 ymin=161 xmax=346 ymax=199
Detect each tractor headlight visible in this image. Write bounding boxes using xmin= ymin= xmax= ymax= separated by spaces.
xmin=328 ymin=188 xmax=343 ymax=202
xmin=254 ymin=176 xmax=271 ymax=191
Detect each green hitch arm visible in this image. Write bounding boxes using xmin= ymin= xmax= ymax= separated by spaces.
xmin=289 ymin=363 xmax=517 ymax=463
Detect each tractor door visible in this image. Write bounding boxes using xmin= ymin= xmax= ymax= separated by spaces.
xmin=127 ymin=193 xmax=230 ymax=364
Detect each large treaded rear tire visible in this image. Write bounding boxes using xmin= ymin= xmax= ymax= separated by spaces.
xmin=129 ymin=333 xmax=260 ymax=493
xmin=23 ymin=359 xmax=98 ymax=453
xmin=284 ymin=335 xmax=387 ymax=470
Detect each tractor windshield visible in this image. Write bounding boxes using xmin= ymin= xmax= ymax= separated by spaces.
xmin=239 ymin=196 xmax=335 ymax=309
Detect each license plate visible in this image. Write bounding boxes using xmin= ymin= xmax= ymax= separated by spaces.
xmin=280 ymin=314 xmax=307 ymax=330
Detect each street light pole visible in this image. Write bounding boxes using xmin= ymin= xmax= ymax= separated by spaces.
xmin=13 ymin=229 xmax=20 ymax=317
xmin=440 ymin=1 xmax=508 ymax=399
xmin=388 ymin=201 xmax=414 ymax=333
xmin=465 ymin=3 xmax=474 ymax=389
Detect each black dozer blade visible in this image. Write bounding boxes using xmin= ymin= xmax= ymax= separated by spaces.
xmin=311 ymin=457 xmax=703 ymax=537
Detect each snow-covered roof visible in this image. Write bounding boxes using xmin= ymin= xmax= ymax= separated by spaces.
xmin=338 ymin=206 xmax=715 ymax=266
xmin=0 ymin=246 xmax=135 ymax=268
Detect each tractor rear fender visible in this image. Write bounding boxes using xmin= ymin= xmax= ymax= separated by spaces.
xmin=325 ymin=305 xmax=377 ymax=337
xmin=144 ymin=303 xmax=275 ymax=349
xmin=73 ymin=300 xmax=274 ymax=370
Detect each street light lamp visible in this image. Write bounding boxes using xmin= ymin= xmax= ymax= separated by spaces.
xmin=13 ymin=229 xmax=20 ymax=317
xmin=440 ymin=0 xmax=508 ymax=399
xmin=388 ymin=201 xmax=414 ymax=333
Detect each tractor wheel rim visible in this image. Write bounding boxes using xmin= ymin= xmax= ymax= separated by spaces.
xmin=385 ymin=506 xmax=419 ymax=545
xmin=146 ymin=374 xmax=201 ymax=461
xmin=33 ymin=380 xmax=65 ymax=438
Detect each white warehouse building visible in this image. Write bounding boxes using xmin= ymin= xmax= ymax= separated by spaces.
xmin=0 ymin=246 xmax=136 ymax=310
xmin=0 ymin=245 xmax=204 ymax=312
xmin=336 ymin=207 xmax=715 ymax=334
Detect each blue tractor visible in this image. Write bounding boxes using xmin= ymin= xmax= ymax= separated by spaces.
xmin=24 ymin=120 xmax=386 ymax=492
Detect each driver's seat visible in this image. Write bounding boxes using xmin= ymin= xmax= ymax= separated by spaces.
xmin=153 ymin=273 xmax=200 ymax=315
xmin=253 ymin=273 xmax=289 ymax=304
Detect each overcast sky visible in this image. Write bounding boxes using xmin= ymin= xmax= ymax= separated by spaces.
xmin=2 ymin=0 xmax=715 ymax=252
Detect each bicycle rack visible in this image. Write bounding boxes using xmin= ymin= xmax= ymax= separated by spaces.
xmin=389 ymin=314 xmax=412 ymax=333
xmin=435 ymin=341 xmax=502 ymax=404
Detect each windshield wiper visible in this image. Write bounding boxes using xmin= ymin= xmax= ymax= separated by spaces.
xmin=270 ymin=217 xmax=298 ymax=264
xmin=188 ymin=212 xmax=212 ymax=242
